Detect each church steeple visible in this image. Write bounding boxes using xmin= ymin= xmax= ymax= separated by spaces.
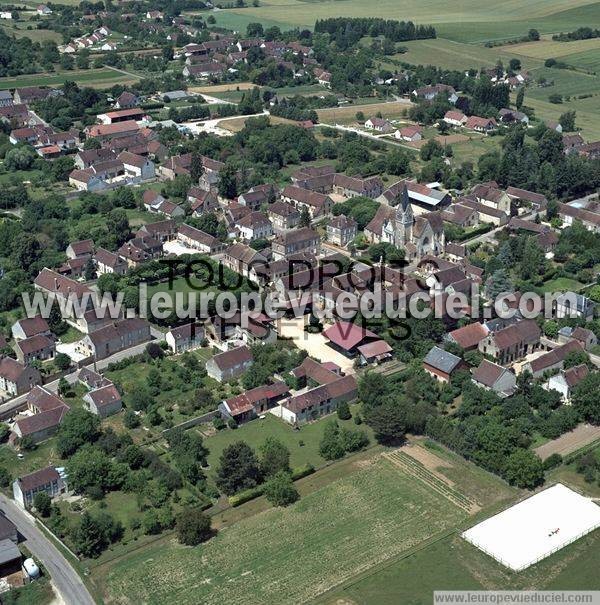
xmin=395 ymin=185 xmax=413 ymax=246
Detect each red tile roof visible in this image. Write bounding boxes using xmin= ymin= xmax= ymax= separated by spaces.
xmin=323 ymin=321 xmax=378 ymax=352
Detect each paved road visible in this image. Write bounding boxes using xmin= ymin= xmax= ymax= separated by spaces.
xmin=0 ymin=494 xmax=95 ymax=605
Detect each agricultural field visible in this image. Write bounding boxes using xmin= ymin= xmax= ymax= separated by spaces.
xmin=389 ymin=39 xmax=541 ymax=72
xmin=316 ymin=100 xmax=411 ymax=125
xmin=203 ymin=0 xmax=600 ymax=36
xmin=102 ymin=451 xmax=473 ymax=605
xmin=0 ymin=68 xmax=137 ymax=90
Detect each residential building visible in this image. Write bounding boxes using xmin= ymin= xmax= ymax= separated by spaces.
xmin=327 ymin=215 xmax=357 ymax=247
xmin=166 ymin=322 xmax=206 ymax=354
xmin=471 ymin=359 xmax=517 ymax=397
xmin=267 ymin=201 xmax=300 ymax=230
xmin=544 ymin=364 xmax=589 ymax=402
xmin=83 ymin=383 xmax=122 ymax=417
xmin=205 ymin=345 xmax=253 ymax=382
xmin=94 ymin=247 xmax=127 ymax=275
xmin=219 ymin=381 xmax=289 ymax=423
xmin=15 ymin=334 xmax=55 ymax=364
xmin=554 ymin=292 xmax=595 ymax=321
xmin=478 ymin=319 xmax=541 ymax=364
xmin=177 ymin=224 xmax=224 ymax=254
xmin=76 ymin=318 xmax=151 ymax=360
xmin=0 ymin=357 xmax=41 ymax=398
xmin=525 ymin=340 xmax=584 ymax=378
xmin=423 ymin=346 xmax=465 ymax=383
xmin=271 ymin=227 xmax=320 ymax=260
xmin=13 ymin=466 xmax=66 ymax=509
xmin=364 ymin=117 xmax=393 ymax=133
xmin=11 ymin=316 xmax=50 ymax=341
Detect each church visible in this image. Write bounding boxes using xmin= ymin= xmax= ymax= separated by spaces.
xmin=364 ymin=184 xmax=445 ymax=261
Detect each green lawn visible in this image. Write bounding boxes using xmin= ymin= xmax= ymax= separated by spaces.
xmin=104 ymin=455 xmax=468 ymax=605
xmin=540 ymin=277 xmax=584 ymax=293
xmin=202 ymin=405 xmax=372 ymax=473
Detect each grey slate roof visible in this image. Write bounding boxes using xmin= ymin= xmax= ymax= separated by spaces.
xmin=423 ymin=346 xmax=462 ymax=374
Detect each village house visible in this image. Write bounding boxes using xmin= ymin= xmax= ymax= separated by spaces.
xmin=188 ymin=187 xmax=218 ymax=216
xmin=268 ymin=201 xmax=300 ymax=230
xmin=15 ymin=334 xmax=55 ymax=365
xmin=118 ymin=237 xmax=162 ymax=268
xmin=12 ymin=386 xmax=70 ymax=445
xmin=76 ymin=318 xmax=151 ymax=360
xmin=281 ymin=185 xmax=332 ymax=219
xmin=465 ymin=116 xmax=497 ymax=133
xmin=85 ymin=120 xmax=140 ymax=142
xmin=166 ymin=322 xmax=206 ymax=354
xmin=557 ymin=326 xmax=598 ymax=351
xmin=326 ymin=215 xmax=357 ymax=247
xmin=543 ymin=364 xmax=589 ymax=402
xmin=471 ymin=183 xmax=512 ymax=214
xmin=235 ymin=211 xmax=273 ymax=241
xmin=177 ymin=224 xmax=224 ymax=254
xmin=136 ymin=219 xmax=177 ymax=242
xmin=83 ymin=383 xmax=122 ymax=418
xmin=558 ymin=203 xmax=600 ymax=232
xmin=364 ymin=117 xmax=393 ymax=133
xmin=446 ymin=322 xmax=489 ymax=351
xmin=13 ymin=466 xmax=66 ymax=509
xmin=221 ymin=243 xmax=267 ymax=280
xmin=524 ymin=340 xmax=584 ymax=378
xmin=117 ymin=151 xmax=156 ymax=181
xmin=478 ymin=319 xmax=541 ymax=364
xmin=219 ymin=381 xmax=289 ymax=423
xmin=271 ymin=227 xmax=321 ymax=260
xmin=205 ymin=345 xmax=253 ymax=382
xmin=94 ymin=247 xmax=127 ymax=275
xmin=423 ymin=346 xmax=465 ymax=383
xmin=332 ymin=174 xmax=383 ymax=199
xmin=554 ymin=292 xmax=595 ymax=321
xmin=97 ymin=108 xmax=145 ymax=125
xmin=394 ymin=125 xmax=423 ymax=142
xmin=0 ymin=357 xmax=41 ymax=398
xmin=278 ymin=374 xmax=357 ymax=425
xmin=114 ymin=91 xmax=139 ymax=109
xmin=443 ymin=110 xmax=467 ymax=127
xmin=471 ymin=359 xmax=517 ymax=397
xmin=413 ymin=84 xmax=457 ymax=104
xmin=66 ymin=239 xmax=94 ymax=260
xmin=11 ymin=316 xmax=51 ymax=341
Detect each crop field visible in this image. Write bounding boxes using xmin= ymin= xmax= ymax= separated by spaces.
xmin=316 ymin=100 xmax=411 ymax=124
xmin=203 ymin=0 xmax=600 ymax=34
xmin=391 ymin=39 xmax=541 ymax=72
xmin=526 ymin=67 xmax=600 ymax=99
xmin=0 ymin=68 xmax=137 ymax=90
xmin=509 ymin=37 xmax=600 ymax=60
xmin=103 ymin=454 xmax=469 ymax=605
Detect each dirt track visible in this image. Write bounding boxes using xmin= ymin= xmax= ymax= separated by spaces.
xmin=535 ymin=423 xmax=600 ymax=460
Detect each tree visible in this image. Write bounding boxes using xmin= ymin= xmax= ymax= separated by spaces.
xmin=337 ymin=400 xmax=351 ymax=420
xmin=319 ymin=420 xmax=345 ymax=460
xmin=54 ymin=352 xmax=71 ymax=371
xmin=190 ymin=152 xmax=203 ymax=184
xmin=299 ymin=205 xmax=311 ymax=227
xmin=67 ymin=446 xmax=114 ymax=495
xmin=504 ymin=449 xmax=544 ymax=489
xmin=0 ymin=467 xmax=10 ymax=488
xmin=259 ymin=437 xmax=290 ymax=478
xmin=215 ymin=441 xmax=261 ymax=495
xmin=218 ymin=163 xmax=238 ymax=199
xmin=106 ymin=208 xmax=130 ymax=247
xmin=33 ymin=492 xmax=51 ymax=517
xmin=364 ymin=401 xmax=406 ymax=445
xmin=176 ymin=508 xmax=212 ymax=545
xmin=509 ymin=58 xmax=521 ymax=71
xmin=559 ymin=110 xmax=576 ymax=132
xmin=246 ymin=22 xmax=264 ymax=37
xmin=564 ymin=349 xmax=589 ymax=369
xmin=573 ymin=373 xmax=600 ymax=424
xmin=264 ymin=471 xmax=299 ymax=507
xmin=57 ymin=409 xmax=101 ymax=457
xmin=515 ymin=87 xmax=525 ymax=110
xmin=71 ymin=512 xmax=107 ymax=558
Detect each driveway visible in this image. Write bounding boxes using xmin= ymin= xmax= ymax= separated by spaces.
xmin=0 ymin=494 xmax=95 ymax=605
xmin=277 ymin=316 xmax=355 ymax=373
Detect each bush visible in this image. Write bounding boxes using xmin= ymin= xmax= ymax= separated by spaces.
xmin=176 ymin=507 xmax=212 ymax=545
xmin=543 ymin=453 xmax=562 ymax=470
xmin=337 ymin=401 xmax=351 ymax=420
xmin=212 ymin=416 xmax=226 ymax=430
xmin=264 ymin=471 xmax=299 ymax=507
xmin=228 ymin=485 xmax=264 ymax=507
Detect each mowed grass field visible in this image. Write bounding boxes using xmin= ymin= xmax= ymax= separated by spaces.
xmin=103 ymin=455 xmax=469 ymax=605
